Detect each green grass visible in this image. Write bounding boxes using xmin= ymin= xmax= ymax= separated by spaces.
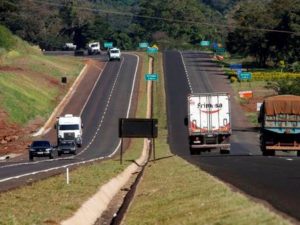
xmin=0 ymin=52 xmax=292 ymax=225
xmin=0 ymin=52 xmax=149 ymax=225
xmin=0 ymin=27 xmax=84 ymax=124
xmin=0 ymin=54 xmax=84 ymax=124
xmin=0 ymin=73 xmax=59 ymax=124
xmin=122 ymin=53 xmax=292 ymax=225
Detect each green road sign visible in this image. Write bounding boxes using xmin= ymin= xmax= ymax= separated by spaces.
xmin=104 ymin=42 xmax=113 ymax=48
xmin=145 ymin=73 xmax=158 ymax=81
xmin=139 ymin=42 xmax=149 ymax=48
xmin=147 ymin=47 xmax=158 ymax=54
xmin=238 ymin=72 xmax=252 ymax=81
xmin=215 ymin=47 xmax=225 ymax=53
xmin=200 ymin=41 xmax=210 ymax=47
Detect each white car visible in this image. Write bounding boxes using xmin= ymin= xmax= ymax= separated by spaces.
xmin=108 ymin=48 xmax=121 ymax=61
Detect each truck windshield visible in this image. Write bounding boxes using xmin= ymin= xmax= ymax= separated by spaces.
xmin=59 ymin=125 xmax=79 ymax=130
xmin=111 ymin=50 xmax=119 ymax=53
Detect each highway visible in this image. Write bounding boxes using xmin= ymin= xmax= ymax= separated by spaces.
xmin=164 ymin=50 xmax=300 ymax=222
xmin=0 ymin=53 xmax=140 ymax=191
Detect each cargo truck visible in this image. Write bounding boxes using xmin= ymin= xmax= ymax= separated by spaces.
xmin=55 ymin=114 xmax=83 ymax=147
xmin=258 ymin=95 xmax=300 ymax=156
xmin=186 ymin=93 xmax=231 ymax=154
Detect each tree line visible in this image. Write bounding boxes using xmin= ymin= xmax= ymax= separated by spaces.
xmin=0 ymin=0 xmax=299 ymax=67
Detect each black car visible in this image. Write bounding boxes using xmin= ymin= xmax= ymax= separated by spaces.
xmin=28 ymin=140 xmax=56 ymax=161
xmin=57 ymin=141 xmax=77 ymax=156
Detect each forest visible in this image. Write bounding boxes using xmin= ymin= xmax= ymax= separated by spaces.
xmin=0 ymin=0 xmax=299 ymax=67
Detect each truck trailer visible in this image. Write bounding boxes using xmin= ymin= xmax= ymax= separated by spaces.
xmin=186 ymin=93 xmax=231 ymax=154
xmin=258 ymin=95 xmax=300 ymax=156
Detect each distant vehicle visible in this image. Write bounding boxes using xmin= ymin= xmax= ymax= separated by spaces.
xmin=186 ymin=93 xmax=231 ymax=155
xmin=57 ymin=140 xmax=77 ymax=156
xmin=28 ymin=140 xmax=56 ymax=161
xmin=63 ymin=43 xmax=77 ymax=51
xmin=108 ymin=47 xmax=121 ymax=61
xmin=88 ymin=42 xmax=101 ymax=55
xmin=258 ymin=95 xmax=300 ymax=156
xmin=55 ymin=114 xmax=83 ymax=147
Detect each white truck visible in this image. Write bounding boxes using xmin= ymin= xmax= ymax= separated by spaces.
xmin=186 ymin=93 xmax=231 ymax=154
xmin=87 ymin=42 xmax=101 ymax=55
xmin=55 ymin=114 xmax=83 ymax=147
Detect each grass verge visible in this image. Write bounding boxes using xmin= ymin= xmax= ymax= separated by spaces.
xmin=0 ymin=52 xmax=148 ymax=224
xmin=122 ymin=53 xmax=292 ymax=225
xmin=0 ymin=30 xmax=84 ymax=124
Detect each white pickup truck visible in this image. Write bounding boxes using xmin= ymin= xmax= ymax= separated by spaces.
xmin=108 ymin=47 xmax=121 ymax=61
xmin=186 ymin=93 xmax=231 ymax=154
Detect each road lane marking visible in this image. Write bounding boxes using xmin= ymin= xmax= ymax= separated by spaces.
xmin=179 ymin=51 xmax=193 ymax=93
xmin=0 ymin=54 xmax=139 ymax=182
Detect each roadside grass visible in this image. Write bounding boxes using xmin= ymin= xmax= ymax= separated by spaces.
xmin=0 ymin=53 xmax=84 ymax=124
xmin=0 ymin=29 xmax=84 ymax=124
xmin=0 ymin=52 xmax=148 ymax=224
xmin=122 ymin=54 xmax=292 ymax=225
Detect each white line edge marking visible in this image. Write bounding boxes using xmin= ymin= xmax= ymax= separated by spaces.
xmin=0 ymin=54 xmax=140 ymax=183
xmin=179 ymin=51 xmax=193 ymax=93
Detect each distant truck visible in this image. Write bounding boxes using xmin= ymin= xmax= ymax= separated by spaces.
xmin=63 ymin=43 xmax=77 ymax=51
xmin=258 ymin=95 xmax=300 ymax=156
xmin=55 ymin=114 xmax=83 ymax=147
xmin=87 ymin=42 xmax=101 ymax=55
xmin=186 ymin=93 xmax=231 ymax=154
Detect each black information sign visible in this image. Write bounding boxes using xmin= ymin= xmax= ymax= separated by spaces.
xmin=119 ymin=118 xmax=158 ymax=138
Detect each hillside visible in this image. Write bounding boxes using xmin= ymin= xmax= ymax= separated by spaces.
xmin=0 ymin=25 xmax=84 ymax=156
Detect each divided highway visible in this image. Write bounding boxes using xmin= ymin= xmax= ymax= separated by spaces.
xmin=0 ymin=53 xmax=139 ymax=191
xmin=164 ymin=51 xmax=300 ymax=222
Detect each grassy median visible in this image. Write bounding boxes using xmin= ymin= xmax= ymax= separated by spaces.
xmin=0 ymin=52 xmax=293 ymax=225
xmin=122 ymin=53 xmax=292 ymax=225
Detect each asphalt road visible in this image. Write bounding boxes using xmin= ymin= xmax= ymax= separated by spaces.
xmin=0 ymin=53 xmax=140 ymax=191
xmin=164 ymin=50 xmax=300 ymax=222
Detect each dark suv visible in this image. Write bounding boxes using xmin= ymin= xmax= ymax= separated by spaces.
xmin=57 ymin=140 xmax=77 ymax=156
xmin=28 ymin=140 xmax=56 ymax=161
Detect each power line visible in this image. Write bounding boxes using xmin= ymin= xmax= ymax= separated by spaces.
xmin=32 ymin=0 xmax=300 ymax=36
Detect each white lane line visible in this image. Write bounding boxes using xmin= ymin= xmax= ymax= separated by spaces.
xmin=286 ymin=158 xmax=293 ymax=161
xmin=0 ymin=62 xmax=108 ymax=169
xmin=77 ymin=58 xmax=125 ymax=156
xmin=80 ymin=63 xmax=106 ymax=116
xmin=0 ymin=54 xmax=140 ymax=182
xmin=179 ymin=51 xmax=193 ymax=93
xmin=107 ymin=53 xmax=139 ymax=158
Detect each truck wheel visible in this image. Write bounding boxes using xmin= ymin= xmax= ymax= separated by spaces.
xmin=58 ymin=151 xmax=62 ymax=156
xmin=29 ymin=154 xmax=33 ymax=161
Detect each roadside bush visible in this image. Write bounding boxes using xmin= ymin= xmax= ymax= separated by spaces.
xmin=266 ymin=77 xmax=300 ymax=95
xmin=289 ymin=62 xmax=300 ymax=72
xmin=0 ymin=25 xmax=16 ymax=50
xmin=252 ymin=71 xmax=300 ymax=81
xmin=230 ymin=76 xmax=238 ymax=83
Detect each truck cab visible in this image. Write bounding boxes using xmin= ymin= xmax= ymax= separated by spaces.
xmin=88 ymin=42 xmax=101 ymax=55
xmin=56 ymin=114 xmax=83 ymax=147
